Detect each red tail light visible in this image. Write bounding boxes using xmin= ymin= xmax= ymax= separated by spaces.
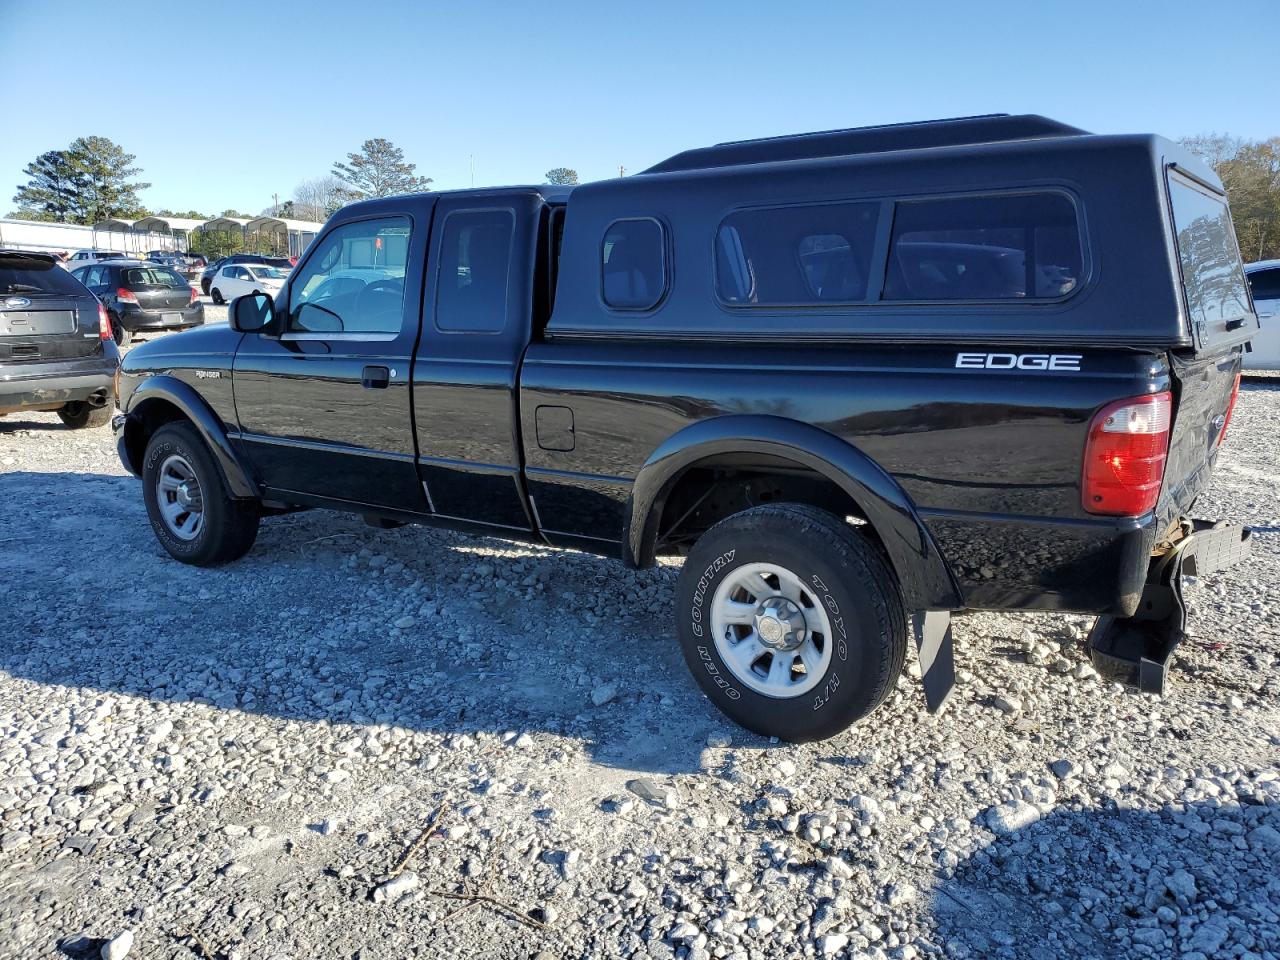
xmin=1082 ymin=392 xmax=1172 ymax=517
xmin=97 ymin=302 xmax=111 ymax=340
xmin=1217 ymin=372 xmax=1241 ymax=447
xmin=189 ymin=285 xmax=199 ymax=305
xmin=116 ymin=287 xmax=138 ymax=304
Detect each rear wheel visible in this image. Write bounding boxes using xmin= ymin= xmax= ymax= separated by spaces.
xmin=675 ymin=504 xmax=906 ymax=742
xmin=211 ymin=288 xmax=225 ymax=305
xmin=57 ymin=400 xmax=112 ymax=429
xmin=142 ymin=421 xmax=260 ymax=566
xmin=110 ymin=316 xmax=131 ymax=347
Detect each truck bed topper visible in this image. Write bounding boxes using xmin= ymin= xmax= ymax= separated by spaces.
xmin=643 ymin=113 xmax=1089 ymax=174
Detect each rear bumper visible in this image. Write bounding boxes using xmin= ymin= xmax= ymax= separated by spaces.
xmin=1088 ymin=519 xmax=1252 ymax=693
xmin=0 ymin=356 xmax=117 ymax=412
xmin=118 ymin=303 xmax=204 ymax=332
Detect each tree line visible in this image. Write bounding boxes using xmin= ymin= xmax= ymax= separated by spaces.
xmin=7 ymin=134 xmax=584 ymax=258
xmin=1180 ymin=135 xmax=1280 ymax=262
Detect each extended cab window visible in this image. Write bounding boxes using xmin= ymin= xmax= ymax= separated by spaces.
xmin=602 ymin=218 xmax=666 ymax=310
xmin=884 ymin=193 xmax=1082 ymax=301
xmin=288 ymin=216 xmax=410 ymax=335
xmin=1168 ymin=176 xmax=1251 ymax=327
xmin=716 ymin=203 xmax=879 ymax=305
xmin=435 ymin=209 xmax=514 ymax=333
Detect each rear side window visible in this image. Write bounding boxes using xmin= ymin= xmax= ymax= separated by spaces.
xmin=1168 ymin=177 xmax=1251 ymax=326
xmin=0 ymin=255 xmax=89 ymax=296
xmin=885 ymin=193 xmax=1082 ymax=301
xmin=602 ymin=218 xmax=666 ymax=310
xmin=1249 ymin=268 xmax=1280 ymax=302
xmin=435 ymin=209 xmax=514 ymax=333
xmin=717 ymin=203 xmax=879 ymax=305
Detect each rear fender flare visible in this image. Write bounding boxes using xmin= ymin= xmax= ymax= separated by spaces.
xmin=625 ymin=415 xmax=961 ymax=611
xmin=122 ymin=375 xmax=258 ymax=499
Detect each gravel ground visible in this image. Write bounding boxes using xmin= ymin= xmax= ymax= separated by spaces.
xmin=1 ymin=332 xmax=1278 ymax=960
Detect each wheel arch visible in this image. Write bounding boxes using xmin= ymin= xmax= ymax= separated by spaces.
xmin=625 ymin=415 xmax=961 ymax=610
xmin=121 ymin=375 xmax=258 ymax=499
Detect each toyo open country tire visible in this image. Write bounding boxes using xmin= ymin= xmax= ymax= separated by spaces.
xmin=675 ymin=503 xmax=906 ymax=742
xmin=142 ymin=421 xmax=260 ymax=566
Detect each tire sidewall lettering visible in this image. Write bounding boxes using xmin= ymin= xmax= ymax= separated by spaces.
xmin=144 ymin=435 xmax=203 ymax=556
xmin=808 ymin=573 xmax=847 ymax=711
xmin=688 ymin=549 xmax=741 ymax=700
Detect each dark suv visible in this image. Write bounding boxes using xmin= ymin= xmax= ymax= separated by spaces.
xmin=0 ymin=250 xmax=118 ymax=429
xmin=114 ymin=115 xmax=1256 ymax=741
xmin=73 ymin=260 xmax=203 ymax=346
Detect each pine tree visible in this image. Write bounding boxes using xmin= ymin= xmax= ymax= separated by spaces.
xmin=332 ymin=139 xmax=431 ymax=199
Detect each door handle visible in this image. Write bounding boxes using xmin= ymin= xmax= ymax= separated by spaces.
xmin=361 ymin=365 xmax=391 ymax=389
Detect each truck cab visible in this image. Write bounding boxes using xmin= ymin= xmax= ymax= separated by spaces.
xmin=113 ymin=115 xmax=1255 ymax=742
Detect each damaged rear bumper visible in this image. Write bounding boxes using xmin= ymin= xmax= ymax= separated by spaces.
xmin=1087 ymin=519 xmax=1252 ymax=694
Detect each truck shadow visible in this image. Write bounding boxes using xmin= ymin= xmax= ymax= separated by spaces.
xmin=929 ymin=795 xmax=1280 ymax=959
xmin=0 ymin=469 xmax=747 ymax=775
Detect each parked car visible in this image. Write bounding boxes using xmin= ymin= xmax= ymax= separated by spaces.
xmin=114 ymin=114 xmax=1254 ymax=742
xmin=63 ymin=249 xmax=128 ymax=271
xmin=200 ymin=255 xmax=292 ymax=296
xmin=0 ymin=250 xmax=118 ymax=428
xmin=208 ymin=262 xmax=289 ymax=304
xmin=72 ymin=259 xmax=203 ymax=346
xmin=1243 ymin=260 xmax=1280 ymax=370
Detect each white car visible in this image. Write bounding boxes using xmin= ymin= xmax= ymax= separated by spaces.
xmin=209 ymin=263 xmax=289 ymax=304
xmin=1244 ymin=260 xmax=1280 ymax=370
xmin=62 ymin=249 xmax=129 ymax=271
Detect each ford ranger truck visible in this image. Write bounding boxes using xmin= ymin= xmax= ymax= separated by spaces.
xmin=113 ymin=115 xmax=1255 ymax=742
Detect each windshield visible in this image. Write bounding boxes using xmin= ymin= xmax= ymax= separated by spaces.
xmin=0 ymin=255 xmax=88 ymax=295
xmin=250 ymin=266 xmax=287 ymax=280
xmin=124 ymin=267 xmax=189 ymax=288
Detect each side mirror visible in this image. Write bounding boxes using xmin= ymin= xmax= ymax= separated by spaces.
xmin=229 ymin=292 xmax=276 ymax=333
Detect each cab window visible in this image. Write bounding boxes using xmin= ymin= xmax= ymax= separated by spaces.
xmin=434 ymin=209 xmax=514 ymax=333
xmin=288 ymin=216 xmax=411 ymax=335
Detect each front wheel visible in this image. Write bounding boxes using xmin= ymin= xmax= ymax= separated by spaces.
xmin=57 ymin=401 xmax=112 ymax=429
xmin=675 ymin=503 xmax=906 ymax=742
xmin=142 ymin=421 xmax=260 ymax=566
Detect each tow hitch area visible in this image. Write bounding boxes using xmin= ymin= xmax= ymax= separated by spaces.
xmin=1088 ymin=520 xmax=1252 ymax=694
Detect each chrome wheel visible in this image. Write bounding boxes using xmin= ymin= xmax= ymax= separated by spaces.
xmin=710 ymin=562 xmax=834 ymax=698
xmin=156 ymin=454 xmax=205 ymax=541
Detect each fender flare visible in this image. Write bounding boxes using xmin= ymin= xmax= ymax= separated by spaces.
xmin=624 ymin=414 xmax=961 ymax=611
xmin=121 ymin=375 xmax=258 ymax=499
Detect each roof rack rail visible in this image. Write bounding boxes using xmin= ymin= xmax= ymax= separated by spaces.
xmin=642 ymin=114 xmax=1089 ymax=175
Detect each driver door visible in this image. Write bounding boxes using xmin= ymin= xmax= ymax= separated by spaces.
xmin=232 ymin=202 xmax=434 ymax=511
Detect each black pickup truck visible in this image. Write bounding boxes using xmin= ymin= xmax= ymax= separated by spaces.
xmin=114 ymin=115 xmax=1256 ymax=741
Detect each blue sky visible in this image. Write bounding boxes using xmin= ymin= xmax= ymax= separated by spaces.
xmin=1 ymin=0 xmax=1274 ymax=218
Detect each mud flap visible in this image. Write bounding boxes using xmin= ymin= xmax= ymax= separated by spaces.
xmin=1088 ymin=520 xmax=1251 ymax=694
xmin=913 ymin=610 xmax=956 ymax=713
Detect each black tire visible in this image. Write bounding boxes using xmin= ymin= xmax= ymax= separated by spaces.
xmin=201 ymin=278 xmax=211 ymax=296
xmin=675 ymin=503 xmax=907 ymax=742
xmin=111 ymin=316 xmax=131 ymax=347
xmin=142 ymin=421 xmax=260 ymax=566
xmin=211 ymin=288 xmax=225 ymax=305
xmin=57 ymin=401 xmax=112 ymax=429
